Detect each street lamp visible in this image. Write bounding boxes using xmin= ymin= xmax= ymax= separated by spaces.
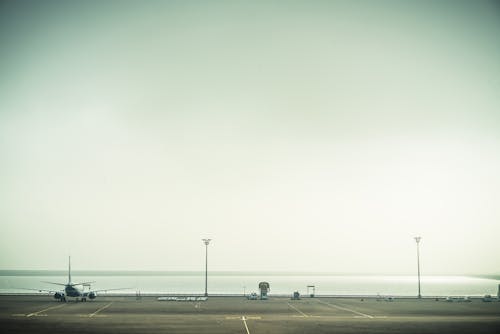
xmin=202 ymin=239 xmax=211 ymax=297
xmin=414 ymin=236 xmax=422 ymax=298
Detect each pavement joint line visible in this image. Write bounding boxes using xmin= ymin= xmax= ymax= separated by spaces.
xmin=287 ymin=302 xmax=309 ymax=317
xmin=26 ymin=303 xmax=67 ymax=317
xmin=89 ymin=302 xmax=113 ymax=318
xmin=317 ymin=300 xmax=374 ymax=319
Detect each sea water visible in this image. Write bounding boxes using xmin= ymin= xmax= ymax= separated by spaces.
xmin=0 ymin=272 xmax=498 ymax=297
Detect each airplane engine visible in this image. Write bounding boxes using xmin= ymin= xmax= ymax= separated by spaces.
xmin=54 ymin=292 xmax=64 ymax=300
xmin=88 ymin=292 xmax=96 ymax=299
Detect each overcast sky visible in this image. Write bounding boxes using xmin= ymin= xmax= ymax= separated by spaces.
xmin=1 ymin=0 xmax=499 ymax=274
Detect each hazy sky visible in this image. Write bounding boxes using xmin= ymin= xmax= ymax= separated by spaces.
xmin=1 ymin=0 xmax=499 ymax=274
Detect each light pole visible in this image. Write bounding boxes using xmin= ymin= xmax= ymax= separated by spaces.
xmin=414 ymin=236 xmax=422 ymax=298
xmin=202 ymin=239 xmax=211 ymax=297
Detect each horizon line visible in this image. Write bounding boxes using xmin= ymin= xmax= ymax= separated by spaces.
xmin=0 ymin=269 xmax=499 ymax=278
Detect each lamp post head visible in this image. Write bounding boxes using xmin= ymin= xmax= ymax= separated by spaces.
xmin=414 ymin=236 xmax=421 ymax=244
xmin=202 ymin=239 xmax=211 ymax=246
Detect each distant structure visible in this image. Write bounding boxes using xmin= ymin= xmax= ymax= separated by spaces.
xmin=259 ymin=282 xmax=270 ymax=300
xmin=414 ymin=236 xmax=422 ymax=298
xmin=498 ymin=284 xmax=500 ymax=299
xmin=202 ymin=239 xmax=211 ymax=297
xmin=307 ymin=285 xmax=316 ymax=298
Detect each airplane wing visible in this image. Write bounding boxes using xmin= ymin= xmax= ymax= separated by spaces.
xmin=69 ymin=281 xmax=96 ymax=286
xmin=87 ymin=287 xmax=133 ymax=294
xmin=41 ymin=281 xmax=67 ymax=286
xmin=42 ymin=280 xmax=97 ymax=287
xmin=14 ymin=287 xmax=62 ymax=294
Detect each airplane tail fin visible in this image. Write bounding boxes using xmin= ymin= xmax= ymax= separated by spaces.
xmin=68 ymin=256 xmax=72 ymax=284
xmin=66 ymin=256 xmax=95 ymax=286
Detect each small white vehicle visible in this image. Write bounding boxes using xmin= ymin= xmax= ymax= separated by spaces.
xmin=445 ymin=296 xmax=471 ymax=302
xmin=482 ymin=294 xmax=498 ymax=302
xmin=247 ymin=293 xmax=258 ymax=300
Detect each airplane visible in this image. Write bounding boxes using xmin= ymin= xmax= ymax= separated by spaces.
xmin=34 ymin=256 xmax=129 ymax=302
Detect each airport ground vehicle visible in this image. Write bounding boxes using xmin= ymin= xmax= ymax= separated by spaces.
xmin=446 ymin=296 xmax=471 ymax=302
xmin=482 ymin=295 xmax=499 ymax=302
xmin=247 ymin=292 xmax=258 ymax=300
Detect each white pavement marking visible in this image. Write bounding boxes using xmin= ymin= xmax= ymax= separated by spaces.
xmin=225 ymin=315 xmax=259 ymax=334
xmin=225 ymin=316 xmax=261 ymax=320
xmin=287 ymin=302 xmax=308 ymax=317
xmin=242 ymin=316 xmax=251 ymax=334
xmin=89 ymin=302 xmax=113 ymax=318
xmin=317 ymin=300 xmax=374 ymax=319
xmin=26 ymin=304 xmax=67 ymax=317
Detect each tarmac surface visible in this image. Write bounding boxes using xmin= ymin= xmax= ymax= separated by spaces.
xmin=1 ymin=295 xmax=500 ymax=333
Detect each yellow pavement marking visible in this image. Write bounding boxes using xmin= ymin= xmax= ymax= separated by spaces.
xmin=26 ymin=304 xmax=67 ymax=317
xmin=89 ymin=302 xmax=113 ymax=318
xmin=317 ymin=300 xmax=374 ymax=319
xmin=287 ymin=302 xmax=308 ymax=317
